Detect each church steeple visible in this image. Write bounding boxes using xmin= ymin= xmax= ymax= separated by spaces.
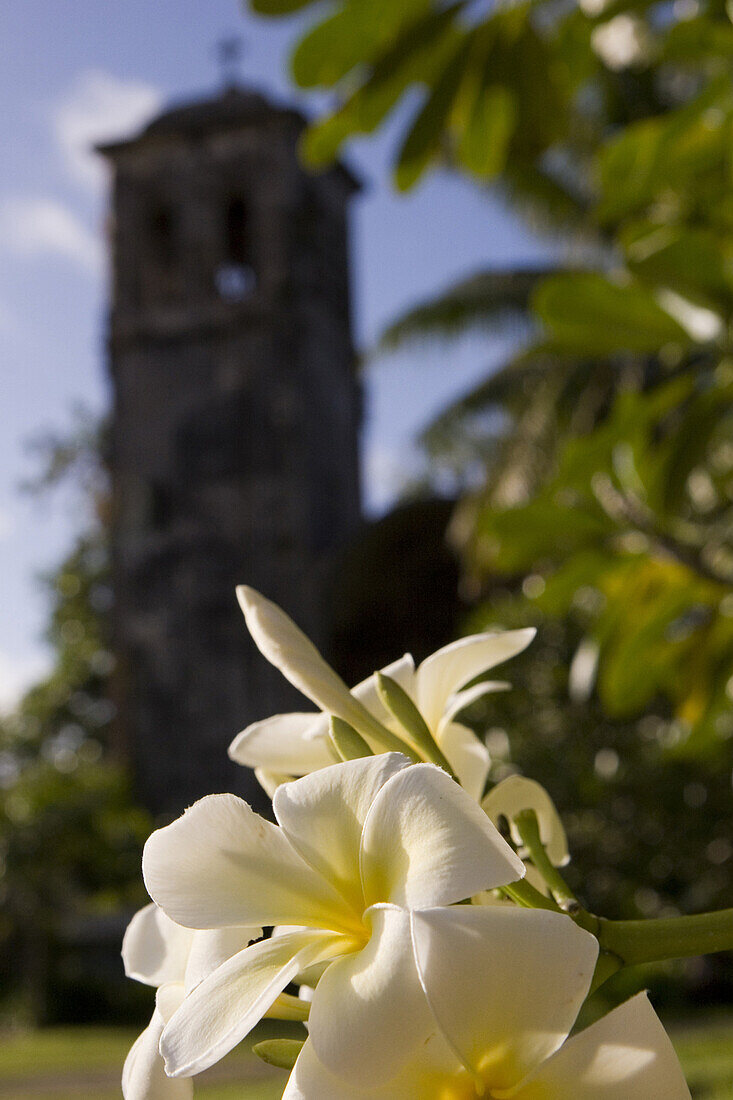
xmin=98 ymin=87 xmax=361 ymax=816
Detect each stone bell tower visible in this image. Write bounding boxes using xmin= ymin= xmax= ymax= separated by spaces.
xmin=98 ymin=85 xmax=361 ymax=817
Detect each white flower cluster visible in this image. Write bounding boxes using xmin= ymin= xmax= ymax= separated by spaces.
xmin=122 ymin=587 xmax=691 ymax=1099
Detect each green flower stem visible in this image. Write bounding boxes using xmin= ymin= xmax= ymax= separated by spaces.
xmin=513 ymin=810 xmax=579 ymax=911
xmin=501 ymin=878 xmax=563 ymax=913
xmin=375 ymin=672 xmax=458 ymax=777
xmin=595 ymin=909 xmax=733 ymax=966
xmin=588 ymin=951 xmax=623 ymax=995
xmin=502 ymin=841 xmax=733 ymax=970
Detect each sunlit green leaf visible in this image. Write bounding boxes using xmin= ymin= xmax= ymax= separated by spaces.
xmin=379 ymin=266 xmax=555 ymax=349
xmin=291 ymin=0 xmax=432 ymax=87
xmin=621 ymin=224 xmax=733 ymax=312
xmin=394 ymin=35 xmax=471 ymax=189
xmin=534 ymin=273 xmax=691 ymax=354
xmin=597 ymin=81 xmax=732 ymax=225
xmin=300 ymin=4 xmax=463 ymax=165
xmin=458 ymin=84 xmax=515 ymax=179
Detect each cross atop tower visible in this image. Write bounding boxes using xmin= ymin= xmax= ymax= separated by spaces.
xmin=216 ymin=35 xmax=244 ymax=89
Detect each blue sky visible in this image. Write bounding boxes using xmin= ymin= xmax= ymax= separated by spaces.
xmin=0 ymin=0 xmax=552 ymax=709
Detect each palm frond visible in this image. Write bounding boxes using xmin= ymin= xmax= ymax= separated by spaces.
xmin=378 ymin=266 xmax=565 ymax=351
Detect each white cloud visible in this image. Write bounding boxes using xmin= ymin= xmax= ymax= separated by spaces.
xmin=0 ymin=649 xmax=50 ymax=716
xmin=0 ymin=197 xmax=102 ymax=274
xmin=0 ymin=70 xmax=159 ymax=275
xmin=53 ymin=69 xmax=162 ymax=191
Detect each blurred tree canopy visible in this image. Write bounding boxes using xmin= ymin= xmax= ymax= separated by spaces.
xmin=248 ymin=0 xmax=733 ymax=929
xmin=0 ymin=418 xmax=149 ymax=1022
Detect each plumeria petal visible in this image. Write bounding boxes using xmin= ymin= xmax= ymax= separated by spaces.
xmin=143 ymin=794 xmax=360 ymax=936
xmin=509 ymin=993 xmax=691 ymax=1099
xmin=228 ymin=713 xmax=336 ymax=773
xmin=273 ymin=755 xmax=410 ymax=913
xmin=299 ymin=655 xmax=419 ymax=754
xmin=237 ymin=587 xmax=386 ymax=742
xmin=283 ymin=1033 xmax=465 ymax=1100
xmin=440 ymin=681 xmax=511 ymax=729
xmin=435 ymin=720 xmax=490 ymax=801
xmin=411 ymin=906 xmax=599 ymax=1093
xmin=284 ymin=1040 xmax=381 ymax=1100
xmin=254 ymin=656 xmax=418 ymax=764
xmin=416 ymin=629 xmax=535 ymax=731
xmin=123 ymin=985 xmax=192 ymax=1100
xmin=161 ymin=929 xmax=348 ymax=1078
xmin=184 ymin=925 xmax=262 ymax=993
xmin=271 ymin=924 xmax=332 ymax=987
xmin=122 ymin=904 xmax=194 ymax=988
xmin=360 ymin=763 xmax=525 ymax=909
xmin=238 ymin=587 xmax=415 ymax=753
xmin=472 ymin=862 xmax=551 ymax=906
xmin=483 ymin=776 xmax=570 ymax=867
xmin=254 ymin=768 xmax=293 ymax=798
xmin=307 ymin=904 xmax=435 ymax=1087
xmin=237 ymin=587 xmax=352 ymax=712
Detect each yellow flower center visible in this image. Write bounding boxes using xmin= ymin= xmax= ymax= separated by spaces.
xmin=438 ymin=1076 xmax=482 ymax=1099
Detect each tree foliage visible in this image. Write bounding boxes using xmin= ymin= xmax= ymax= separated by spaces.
xmin=248 ymin=0 xmax=733 ymax=932
xmin=0 ymin=423 xmax=149 ymax=1022
xmin=250 ymin=0 xmax=733 ymax=752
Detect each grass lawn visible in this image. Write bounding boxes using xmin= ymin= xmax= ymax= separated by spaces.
xmin=669 ymin=1013 xmax=733 ymax=1100
xmin=0 ymin=1022 xmax=290 ymax=1098
xmin=0 ymin=1014 xmax=729 ymax=1098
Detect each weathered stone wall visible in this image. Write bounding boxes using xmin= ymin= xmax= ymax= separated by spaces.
xmin=100 ymin=90 xmax=361 ymax=818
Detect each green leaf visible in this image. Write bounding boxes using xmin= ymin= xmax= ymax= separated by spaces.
xmin=656 ymin=378 xmax=733 ymax=513
xmin=534 ymin=273 xmax=691 ymax=355
xmin=596 ymin=80 xmax=731 ymax=225
xmin=250 ymin=0 xmax=319 ymax=13
xmin=475 ymin=498 xmax=614 ymax=573
xmin=394 ymin=35 xmax=471 ymax=190
xmin=458 ymin=84 xmax=515 ymax=179
xmin=329 ymin=716 xmax=374 ymax=761
xmin=534 ymin=550 xmax=617 ymax=617
xmin=662 ymin=14 xmax=733 ymax=63
xmin=291 ymin=0 xmax=432 ymax=88
xmin=594 ymin=560 xmax=718 ymax=717
xmin=301 ymin=110 xmax=357 ymax=168
xmin=300 ymin=5 xmax=463 ymax=166
xmin=621 ymin=224 xmax=733 ymax=312
xmin=374 ymin=672 xmax=456 ymax=775
xmin=252 ymin=1038 xmax=305 ymax=1070
xmin=379 ymin=266 xmax=556 ymax=349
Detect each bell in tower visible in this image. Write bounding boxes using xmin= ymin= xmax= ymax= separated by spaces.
xmin=97 ymin=84 xmax=362 ymax=817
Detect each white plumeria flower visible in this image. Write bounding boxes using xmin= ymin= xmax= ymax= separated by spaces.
xmin=141 ymin=754 xmax=525 ymax=1086
xmin=285 ymin=907 xmax=690 ymax=1099
xmin=229 ymin=586 xmax=534 ymax=800
xmin=472 ymin=860 xmax=551 ymax=906
xmin=123 ymin=984 xmax=191 ymax=1100
xmin=121 ymin=903 xmax=260 ymax=1100
xmin=482 ymin=774 xmax=570 ymax=867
